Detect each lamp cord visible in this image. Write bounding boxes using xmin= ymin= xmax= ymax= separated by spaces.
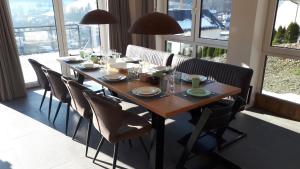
xmin=154 ymin=0 xmax=157 ymax=12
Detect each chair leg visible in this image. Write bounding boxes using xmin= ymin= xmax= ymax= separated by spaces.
xmin=85 ymin=119 xmax=92 ymax=157
xmin=72 ymin=117 xmax=82 ymax=140
xmin=48 ymin=93 xmax=53 ymax=121
xmin=139 ymin=137 xmax=149 ymax=159
xmin=93 ymin=136 xmax=105 ymax=163
xmin=52 ymin=101 xmax=62 ymax=124
xmin=112 ymin=143 xmax=119 ymax=169
xmin=65 ymin=102 xmax=71 ymax=135
xmin=39 ymin=90 xmax=47 ymax=110
xmin=128 ymin=139 xmax=133 ymax=148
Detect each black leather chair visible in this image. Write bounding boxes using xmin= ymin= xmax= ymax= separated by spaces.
xmin=176 ymin=99 xmax=240 ymax=169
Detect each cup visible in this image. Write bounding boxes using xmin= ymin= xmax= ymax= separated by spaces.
xmin=192 ymin=77 xmax=200 ymax=88
xmin=80 ymin=51 xmax=85 ymax=58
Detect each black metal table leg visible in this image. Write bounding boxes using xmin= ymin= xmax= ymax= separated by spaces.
xmin=176 ymin=110 xmax=211 ymax=169
xmin=77 ymin=74 xmax=85 ymax=84
xmin=149 ymin=112 xmax=165 ymax=169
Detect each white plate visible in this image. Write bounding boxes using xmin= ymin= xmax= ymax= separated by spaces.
xmin=103 ymin=74 xmax=126 ymax=81
xmin=181 ymin=73 xmax=207 ymax=83
xmin=132 ymin=87 xmax=161 ymax=97
xmin=110 ymin=62 xmax=139 ymax=69
xmin=77 ymin=64 xmax=100 ymax=70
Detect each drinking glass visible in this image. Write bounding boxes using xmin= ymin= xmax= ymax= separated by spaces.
xmin=174 ymin=71 xmax=182 ymax=84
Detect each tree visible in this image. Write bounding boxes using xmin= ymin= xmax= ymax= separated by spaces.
xmin=285 ymin=22 xmax=300 ymax=43
xmin=273 ymin=26 xmax=286 ymax=44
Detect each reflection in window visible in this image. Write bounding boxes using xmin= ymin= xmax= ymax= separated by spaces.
xmin=263 ymin=56 xmax=300 ymax=104
xmin=168 ymin=0 xmax=193 ymax=36
xmin=272 ymin=0 xmax=300 ymax=49
xmin=196 ymin=46 xmax=227 ymax=62
xmin=166 ymin=41 xmax=193 ymax=56
xmin=200 ymin=0 xmax=232 ymax=40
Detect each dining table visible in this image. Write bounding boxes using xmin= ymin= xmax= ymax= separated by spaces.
xmin=57 ymin=56 xmax=241 ymax=169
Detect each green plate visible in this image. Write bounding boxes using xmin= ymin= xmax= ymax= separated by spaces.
xmin=186 ymin=88 xmax=211 ymax=97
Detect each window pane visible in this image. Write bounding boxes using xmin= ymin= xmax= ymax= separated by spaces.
xmin=168 ymin=0 xmax=193 ymax=36
xmin=271 ymin=0 xmax=300 ymax=49
xmin=9 ymin=0 xmax=61 ymax=84
xmin=200 ymin=0 xmax=232 ymax=40
xmin=62 ymin=0 xmax=100 ymax=55
xmin=263 ymin=56 xmax=300 ymax=104
xmin=166 ymin=41 xmax=193 ymax=56
xmin=196 ymin=46 xmax=227 ymax=62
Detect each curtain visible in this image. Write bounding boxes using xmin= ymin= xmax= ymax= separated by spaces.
xmin=0 ymin=0 xmax=26 ymax=101
xmin=139 ymin=0 xmax=155 ymax=49
xmin=109 ymin=0 xmax=132 ymax=55
xmin=132 ymin=0 xmax=156 ymax=49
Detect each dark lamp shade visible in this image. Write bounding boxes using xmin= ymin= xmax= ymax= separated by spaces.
xmin=80 ymin=9 xmax=117 ymax=25
xmin=128 ymin=12 xmax=184 ymax=35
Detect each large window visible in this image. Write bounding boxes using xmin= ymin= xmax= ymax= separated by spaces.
xmin=164 ymin=0 xmax=231 ymax=61
xmin=167 ymin=0 xmax=193 ymax=36
xmin=62 ymin=0 xmax=100 ymax=54
xmin=8 ymin=0 xmax=106 ymax=86
xmin=271 ymin=0 xmax=300 ymax=49
xmin=200 ymin=0 xmax=232 ymax=40
xmin=262 ymin=0 xmax=300 ymax=103
xmin=262 ymin=56 xmax=300 ymax=104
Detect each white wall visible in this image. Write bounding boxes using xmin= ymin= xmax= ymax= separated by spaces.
xmin=227 ymin=0 xmax=270 ymax=105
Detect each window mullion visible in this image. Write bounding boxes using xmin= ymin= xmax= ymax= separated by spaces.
xmin=52 ymin=0 xmax=69 ymax=75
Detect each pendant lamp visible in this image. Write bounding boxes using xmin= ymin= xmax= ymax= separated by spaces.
xmin=80 ymin=9 xmax=117 ymax=25
xmin=128 ymin=1 xmax=183 ymax=35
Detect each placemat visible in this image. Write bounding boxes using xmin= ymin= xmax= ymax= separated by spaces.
xmin=128 ymin=91 xmax=169 ymax=102
xmin=174 ymin=90 xmax=218 ymax=103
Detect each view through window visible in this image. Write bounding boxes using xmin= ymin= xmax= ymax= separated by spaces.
xmin=168 ymin=0 xmax=193 ymax=36
xmin=262 ymin=0 xmax=300 ymax=103
xmin=200 ymin=0 xmax=232 ymax=40
xmin=165 ymin=0 xmax=231 ymax=62
xmin=8 ymin=0 xmax=101 ymax=85
xmin=9 ymin=0 xmax=60 ymax=84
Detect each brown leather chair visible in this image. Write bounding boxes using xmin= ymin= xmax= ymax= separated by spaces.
xmin=28 ymin=59 xmax=52 ymax=113
xmin=42 ymin=68 xmax=71 ymax=135
xmin=83 ymin=91 xmax=151 ymax=169
xmin=62 ymin=77 xmax=92 ymax=157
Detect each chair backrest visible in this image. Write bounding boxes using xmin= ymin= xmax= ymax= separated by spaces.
xmin=43 ymin=68 xmax=68 ymax=102
xmin=62 ymin=77 xmax=92 ymax=118
xmin=83 ymin=90 xmax=123 ymax=143
xmin=125 ymin=45 xmax=173 ymax=66
xmin=171 ymin=55 xmax=195 ymax=73
xmin=28 ymin=59 xmax=49 ymax=89
xmin=172 ymin=57 xmax=253 ymax=101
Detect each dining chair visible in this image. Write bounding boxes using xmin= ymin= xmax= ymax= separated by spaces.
xmin=42 ymin=68 xmax=71 ymax=135
xmin=28 ymin=59 xmax=52 ymax=112
xmin=189 ymin=96 xmax=245 ymax=149
xmin=62 ymin=77 xmax=93 ymax=157
xmin=176 ymin=101 xmax=237 ymax=169
xmin=83 ymin=90 xmax=151 ymax=169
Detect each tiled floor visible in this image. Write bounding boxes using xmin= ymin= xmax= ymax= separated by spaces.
xmin=1 ymin=88 xmax=300 ymax=169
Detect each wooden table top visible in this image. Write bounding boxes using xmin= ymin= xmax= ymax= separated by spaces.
xmin=59 ymin=60 xmax=241 ymax=118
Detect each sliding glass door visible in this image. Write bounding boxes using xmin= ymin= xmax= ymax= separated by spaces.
xmin=8 ymin=0 xmax=61 ymax=85
xmin=62 ymin=0 xmax=101 ymax=55
xmin=8 ymin=0 xmax=106 ymax=87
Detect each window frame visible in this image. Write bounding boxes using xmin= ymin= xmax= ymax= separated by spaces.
xmin=264 ymin=0 xmax=300 ymax=58
xmin=261 ymin=0 xmax=300 ymax=100
xmin=160 ymin=0 xmax=230 ymax=58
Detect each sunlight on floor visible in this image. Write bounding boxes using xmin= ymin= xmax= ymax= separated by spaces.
xmin=0 ymin=103 xmax=134 ymax=169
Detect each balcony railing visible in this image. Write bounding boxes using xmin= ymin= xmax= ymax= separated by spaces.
xmin=14 ymin=24 xmax=93 ymax=55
